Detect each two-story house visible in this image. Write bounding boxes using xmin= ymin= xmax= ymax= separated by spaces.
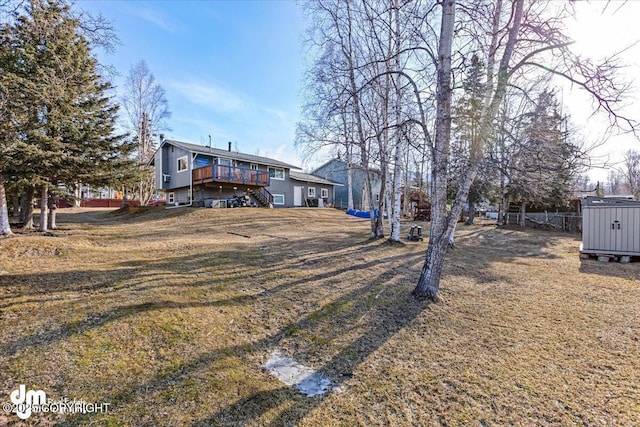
xmin=153 ymin=139 xmax=340 ymax=208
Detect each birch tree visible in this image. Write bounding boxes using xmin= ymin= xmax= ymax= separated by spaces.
xmin=301 ymin=0 xmax=636 ymax=299
xmin=121 ymin=60 xmax=171 ymax=206
xmin=301 ymin=0 xmax=383 ymax=238
xmin=414 ymin=0 xmax=636 ymax=299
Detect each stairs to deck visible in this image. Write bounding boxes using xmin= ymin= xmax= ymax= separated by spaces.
xmin=247 ymin=187 xmax=274 ymax=208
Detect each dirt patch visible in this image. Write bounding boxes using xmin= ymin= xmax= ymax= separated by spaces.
xmin=0 ymin=208 xmax=638 ymax=426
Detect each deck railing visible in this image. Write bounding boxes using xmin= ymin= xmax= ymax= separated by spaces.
xmin=256 ymin=187 xmax=274 ymax=205
xmin=192 ymin=165 xmax=270 ymax=186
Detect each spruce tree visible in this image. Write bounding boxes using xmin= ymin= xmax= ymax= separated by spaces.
xmin=509 ymin=90 xmax=577 ymax=211
xmin=0 ymin=0 xmax=135 ymax=232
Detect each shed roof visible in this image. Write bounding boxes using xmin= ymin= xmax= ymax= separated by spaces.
xmin=583 ymin=196 xmax=640 ymax=207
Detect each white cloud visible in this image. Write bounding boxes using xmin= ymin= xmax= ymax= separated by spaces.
xmin=169 ymin=81 xmax=245 ymax=113
xmin=118 ymin=2 xmax=181 ymax=33
xmin=259 ymin=145 xmax=304 ymax=170
xmin=265 ymin=108 xmax=289 ymax=123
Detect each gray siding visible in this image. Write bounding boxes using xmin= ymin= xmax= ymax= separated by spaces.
xmin=164 ymin=145 xmax=192 ymax=190
xmin=154 ymin=144 xmax=192 ymax=192
xmin=313 ymin=159 xmax=359 ymax=208
xmin=266 ymin=169 xmax=293 ymax=207
xmin=155 ymin=141 xmax=337 ymax=208
xmin=312 ymin=159 xmax=380 ymax=209
xmin=165 ymin=187 xmax=191 ymax=205
xmin=268 ymin=175 xmax=335 ymax=208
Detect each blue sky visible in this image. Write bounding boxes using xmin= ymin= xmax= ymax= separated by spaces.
xmin=74 ymin=1 xmax=639 ymax=181
xmin=75 ymin=0 xmax=308 ymax=169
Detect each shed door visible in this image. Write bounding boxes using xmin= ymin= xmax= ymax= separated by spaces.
xmin=618 ymin=207 xmax=640 ymax=253
xmin=584 ymin=207 xmax=619 ymax=252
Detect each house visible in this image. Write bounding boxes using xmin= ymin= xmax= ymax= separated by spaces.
xmin=152 ymin=139 xmax=340 ymax=208
xmin=288 ymin=171 xmax=342 ymax=207
xmin=311 ymin=158 xmax=382 ymax=210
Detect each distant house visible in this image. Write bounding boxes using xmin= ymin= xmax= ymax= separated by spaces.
xmin=152 ymin=139 xmax=341 ymax=208
xmin=311 ymin=158 xmax=382 ymax=210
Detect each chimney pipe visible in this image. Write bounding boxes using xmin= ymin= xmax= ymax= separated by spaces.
xmin=228 ymin=141 xmax=232 ymax=152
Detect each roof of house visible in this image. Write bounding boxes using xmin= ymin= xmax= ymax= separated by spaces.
xmin=290 ymin=170 xmax=343 ymax=186
xmin=160 ymin=139 xmax=301 ymax=170
xmin=311 ymin=157 xmax=381 ymax=176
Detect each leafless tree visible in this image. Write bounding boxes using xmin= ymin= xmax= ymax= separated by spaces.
xmin=122 ymin=60 xmax=171 ymax=162
xmin=300 ymin=0 xmax=425 ymax=239
xmin=606 ymin=170 xmax=627 ymax=195
xmin=622 ymin=150 xmax=640 ymax=200
xmin=414 ymin=0 xmax=637 ymax=299
xmin=301 ymin=0 xmax=637 ymax=299
xmin=121 ymin=60 xmax=171 ymax=205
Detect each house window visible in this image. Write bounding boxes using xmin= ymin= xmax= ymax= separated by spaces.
xmin=269 ymin=167 xmax=285 ymax=180
xmin=308 ymin=187 xmax=316 ymax=198
xmin=321 ymin=188 xmax=329 ymax=198
xmin=273 ymin=194 xmax=285 ymax=205
xmin=218 ymin=158 xmax=231 ymax=166
xmin=177 ymin=156 xmax=188 ymax=172
xmin=167 ymin=192 xmax=175 ymax=204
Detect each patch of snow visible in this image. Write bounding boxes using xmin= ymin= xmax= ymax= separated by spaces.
xmin=263 ymin=351 xmax=332 ymax=397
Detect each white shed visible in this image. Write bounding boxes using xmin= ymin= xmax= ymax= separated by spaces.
xmin=581 ymin=197 xmax=640 ymax=257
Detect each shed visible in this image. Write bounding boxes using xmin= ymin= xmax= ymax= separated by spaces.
xmin=581 ymin=197 xmax=640 ymax=256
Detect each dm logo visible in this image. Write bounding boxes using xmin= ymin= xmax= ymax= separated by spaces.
xmin=10 ymin=384 xmax=46 ymax=420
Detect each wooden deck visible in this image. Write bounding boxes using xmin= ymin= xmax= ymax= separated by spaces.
xmin=193 ymin=165 xmax=270 ymax=187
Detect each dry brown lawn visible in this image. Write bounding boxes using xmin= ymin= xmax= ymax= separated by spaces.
xmin=0 ymin=207 xmax=638 ymax=426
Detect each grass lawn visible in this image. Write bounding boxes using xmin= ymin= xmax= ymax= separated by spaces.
xmin=0 ymin=207 xmax=638 ymax=426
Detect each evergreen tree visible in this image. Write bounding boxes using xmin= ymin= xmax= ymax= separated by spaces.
xmin=0 ymin=0 xmax=135 ymax=232
xmin=509 ymin=90 xmax=578 ymax=210
xmin=450 ymin=55 xmax=492 ymax=224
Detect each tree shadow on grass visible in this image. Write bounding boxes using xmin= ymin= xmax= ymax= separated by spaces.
xmin=56 ymin=251 xmax=428 ymax=426
xmin=193 ymin=268 xmax=429 ymax=426
xmin=0 ymin=236 xmax=419 ymax=359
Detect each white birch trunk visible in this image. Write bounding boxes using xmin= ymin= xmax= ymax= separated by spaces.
xmin=389 ymin=0 xmax=403 ymax=243
xmin=415 ymin=0 xmax=525 ymax=299
xmin=342 ymin=0 xmax=375 ymax=236
xmin=74 ymin=183 xmax=81 ymax=207
xmin=390 ymin=144 xmax=403 ymax=241
xmin=385 ymin=167 xmax=393 ymax=235
xmin=347 ymin=149 xmax=354 ymax=210
xmin=413 ymin=0 xmax=456 ymax=299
